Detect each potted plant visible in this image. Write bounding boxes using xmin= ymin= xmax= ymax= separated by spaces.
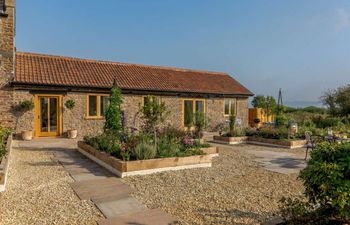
xmin=65 ymin=99 xmax=78 ymax=139
xmin=19 ymin=100 xmax=34 ymax=141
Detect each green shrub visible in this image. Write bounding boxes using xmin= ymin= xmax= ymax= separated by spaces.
xmin=194 ymin=112 xmax=207 ymax=139
xmin=97 ymin=132 xmax=121 ymax=157
xmin=0 ymin=124 xmax=10 ymax=160
xmin=276 ymin=114 xmax=288 ymax=126
xmin=84 ymin=132 xmax=121 ymax=157
xmin=229 ymin=113 xmax=236 ymax=134
xmin=132 ymin=139 xmax=157 ymax=160
xmin=245 ymin=128 xmax=257 ymax=136
xmin=65 ymin=99 xmax=76 ymax=109
xmin=19 ymin=100 xmax=34 ymax=112
xmin=280 ymin=142 xmax=350 ymax=223
xmin=157 ymin=134 xmax=180 ymax=158
xmin=104 ymin=86 xmax=123 ymax=132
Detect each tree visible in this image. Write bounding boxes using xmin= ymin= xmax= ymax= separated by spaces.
xmin=321 ymin=84 xmax=350 ymax=117
xmin=140 ymin=96 xmax=167 ymax=133
xmin=321 ymin=89 xmax=338 ymax=116
xmin=104 ymin=85 xmax=123 ymax=132
xmin=251 ymin=95 xmax=266 ymax=108
xmin=265 ymin=96 xmax=277 ymax=119
xmin=252 ymin=95 xmax=277 ymax=119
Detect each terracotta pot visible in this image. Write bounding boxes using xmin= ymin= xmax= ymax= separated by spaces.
xmin=21 ymin=130 xmax=33 ymax=141
xmin=67 ymin=129 xmax=78 ymax=139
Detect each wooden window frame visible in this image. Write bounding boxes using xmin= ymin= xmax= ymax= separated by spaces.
xmin=86 ymin=94 xmax=109 ymax=119
xmin=224 ymin=98 xmax=237 ymax=116
xmin=182 ymin=98 xmax=206 ymax=129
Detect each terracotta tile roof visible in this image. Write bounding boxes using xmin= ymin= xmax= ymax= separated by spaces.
xmin=14 ymin=52 xmax=253 ymax=96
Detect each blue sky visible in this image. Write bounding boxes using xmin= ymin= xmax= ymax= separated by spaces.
xmin=16 ymin=0 xmax=350 ymax=107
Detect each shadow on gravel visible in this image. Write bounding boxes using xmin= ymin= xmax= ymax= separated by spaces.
xmin=198 ymin=207 xmax=262 ymax=224
xmin=269 ymin=157 xmax=305 ymax=169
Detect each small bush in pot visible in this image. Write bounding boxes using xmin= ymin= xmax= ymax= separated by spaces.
xmin=18 ymin=99 xmax=34 ymax=141
xmin=64 ymin=99 xmax=75 ymax=109
xmin=65 ymin=99 xmax=78 ymax=139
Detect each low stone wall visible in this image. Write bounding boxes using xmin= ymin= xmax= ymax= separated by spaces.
xmin=213 ymin=136 xmax=306 ymax=149
xmin=78 ymin=141 xmax=218 ymax=177
xmin=0 ymin=134 xmax=13 ymax=192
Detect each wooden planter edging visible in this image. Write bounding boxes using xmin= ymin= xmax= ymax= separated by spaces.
xmin=0 ymin=135 xmax=13 ymax=192
xmin=213 ymin=136 xmax=306 ymax=149
xmin=77 ymin=141 xmax=218 ymax=178
xmin=213 ymin=136 xmax=248 ymax=145
xmin=247 ymin=137 xmax=307 ymax=149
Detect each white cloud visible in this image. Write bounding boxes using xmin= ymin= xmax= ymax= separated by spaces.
xmin=336 ymin=8 xmax=350 ymax=31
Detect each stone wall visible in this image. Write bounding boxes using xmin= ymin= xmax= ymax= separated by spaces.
xmin=0 ymin=0 xmax=15 ymax=129
xmin=13 ymin=90 xmax=250 ymax=138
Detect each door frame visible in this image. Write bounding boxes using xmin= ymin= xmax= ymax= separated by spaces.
xmin=34 ymin=94 xmax=63 ymax=137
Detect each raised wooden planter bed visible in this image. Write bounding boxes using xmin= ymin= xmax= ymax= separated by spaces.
xmin=247 ymin=137 xmax=306 ymax=149
xmin=0 ymin=135 xmax=13 ymax=192
xmin=213 ymin=135 xmax=306 ymax=149
xmin=78 ymin=141 xmax=219 ymax=178
xmin=213 ymin=136 xmax=248 ymax=144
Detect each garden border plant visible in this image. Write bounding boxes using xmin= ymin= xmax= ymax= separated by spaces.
xmin=80 ymin=84 xmax=218 ymax=177
xmin=278 ymin=141 xmax=350 ymax=225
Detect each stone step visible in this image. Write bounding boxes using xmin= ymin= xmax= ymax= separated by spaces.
xmin=97 ymin=208 xmax=177 ymax=225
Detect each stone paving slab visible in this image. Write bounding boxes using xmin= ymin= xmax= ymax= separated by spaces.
xmin=97 ymin=208 xmax=176 ymax=225
xmin=95 ymin=196 xmax=147 ymax=219
xmin=246 ymin=149 xmax=306 ymax=174
xmin=70 ymin=178 xmax=132 ymax=201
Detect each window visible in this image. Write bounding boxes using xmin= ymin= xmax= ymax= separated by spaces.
xmin=87 ymin=94 xmax=109 ymax=118
xmin=224 ymin=98 xmax=236 ymax=116
xmin=183 ymin=99 xmax=205 ymax=128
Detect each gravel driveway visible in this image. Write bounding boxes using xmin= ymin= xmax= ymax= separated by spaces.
xmin=0 ymin=144 xmax=103 ymax=225
xmin=124 ymin=144 xmax=305 ymax=225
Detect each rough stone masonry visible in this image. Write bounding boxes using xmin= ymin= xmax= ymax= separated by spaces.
xmin=0 ymin=0 xmax=15 ymax=129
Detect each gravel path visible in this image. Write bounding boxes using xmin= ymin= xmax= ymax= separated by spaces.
xmin=0 ymin=146 xmax=103 ymax=225
xmin=124 ymin=144 xmax=305 ymax=225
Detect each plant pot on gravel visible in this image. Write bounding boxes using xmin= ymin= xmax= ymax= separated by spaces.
xmin=65 ymin=100 xmax=77 ymax=139
xmin=17 ymin=100 xmax=34 ymax=141
xmin=67 ymin=129 xmax=78 ymax=139
xmin=21 ymin=130 xmax=33 ymax=141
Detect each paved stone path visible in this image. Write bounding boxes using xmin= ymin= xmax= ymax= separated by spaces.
xmin=246 ymin=149 xmax=306 ymax=174
xmin=207 ymin=139 xmax=307 ymax=174
xmin=18 ymin=138 xmax=176 ymax=225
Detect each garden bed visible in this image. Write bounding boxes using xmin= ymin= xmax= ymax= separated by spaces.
xmin=213 ymin=136 xmax=306 ymax=149
xmin=78 ymin=141 xmax=219 ymax=177
xmin=0 ymin=134 xmax=13 ymax=192
xmin=213 ymin=136 xmax=248 ymax=144
xmin=247 ymin=137 xmax=306 ymax=149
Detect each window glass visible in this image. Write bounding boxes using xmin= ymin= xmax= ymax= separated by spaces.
xmin=230 ymin=99 xmax=235 ymax=115
xmin=88 ymin=96 xmax=97 ymax=116
xmin=224 ymin=99 xmax=230 ymax=115
xmin=184 ymin=100 xmax=194 ymax=127
xmin=195 ymin=100 xmax=204 ymax=112
xmin=100 ymin=96 xmax=109 ymax=116
xmin=49 ymin=98 xmax=58 ymax=132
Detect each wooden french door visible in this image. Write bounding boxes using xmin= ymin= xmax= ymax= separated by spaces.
xmin=35 ymin=95 xmax=62 ymax=137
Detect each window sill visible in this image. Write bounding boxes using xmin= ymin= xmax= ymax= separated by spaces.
xmin=85 ymin=117 xmax=105 ymax=120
